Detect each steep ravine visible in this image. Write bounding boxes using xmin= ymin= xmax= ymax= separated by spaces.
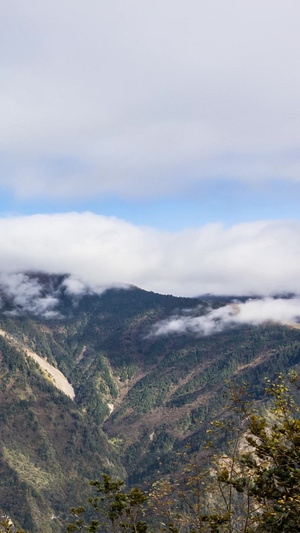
xmin=0 ymin=328 xmax=75 ymax=400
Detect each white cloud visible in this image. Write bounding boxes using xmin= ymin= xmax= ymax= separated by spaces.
xmin=149 ymin=297 xmax=300 ymax=337
xmin=0 ymin=272 xmax=60 ymax=317
xmin=62 ymin=276 xmax=90 ymax=297
xmin=0 ymin=1 xmax=300 ymax=199
xmin=0 ymin=213 xmax=300 ymax=297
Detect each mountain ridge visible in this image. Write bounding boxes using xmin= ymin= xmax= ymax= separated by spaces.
xmin=0 ymin=273 xmax=299 ymax=530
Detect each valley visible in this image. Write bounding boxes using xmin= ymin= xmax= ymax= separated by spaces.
xmin=0 ymin=274 xmax=299 ymax=531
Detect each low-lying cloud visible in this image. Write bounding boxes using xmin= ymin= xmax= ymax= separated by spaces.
xmin=149 ymin=297 xmax=300 ymax=337
xmin=0 ymin=271 xmax=129 ymax=318
xmin=0 ymin=273 xmax=60 ymax=317
xmin=1 ymin=213 xmax=300 ymax=297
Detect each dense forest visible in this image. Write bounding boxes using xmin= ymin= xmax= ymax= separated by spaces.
xmin=0 ymin=274 xmax=299 ymax=531
xmin=66 ymin=376 xmax=300 ymax=533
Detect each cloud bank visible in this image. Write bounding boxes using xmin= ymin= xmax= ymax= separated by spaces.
xmin=0 ymin=272 xmax=60 ymax=317
xmin=149 ymin=297 xmax=300 ymax=337
xmin=1 ymin=0 xmax=300 ymax=199
xmin=0 ymin=271 xmax=112 ymax=318
xmin=0 ymin=213 xmax=300 ymax=297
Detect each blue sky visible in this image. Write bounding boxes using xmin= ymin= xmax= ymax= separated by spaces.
xmin=1 ymin=180 xmax=300 ymax=230
xmin=0 ymin=0 xmax=300 ymax=296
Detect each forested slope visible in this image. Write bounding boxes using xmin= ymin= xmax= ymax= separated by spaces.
xmin=0 ymin=274 xmax=299 ymax=530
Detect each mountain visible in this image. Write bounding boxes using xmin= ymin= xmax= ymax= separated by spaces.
xmin=0 ymin=273 xmax=299 ymax=531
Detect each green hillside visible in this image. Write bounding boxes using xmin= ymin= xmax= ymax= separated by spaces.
xmin=0 ymin=275 xmax=299 ymax=530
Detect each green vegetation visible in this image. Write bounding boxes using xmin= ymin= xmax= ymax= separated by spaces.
xmin=67 ymin=377 xmax=300 ymax=532
xmin=0 ymin=334 xmax=125 ymax=532
xmin=0 ymin=281 xmax=299 ymax=530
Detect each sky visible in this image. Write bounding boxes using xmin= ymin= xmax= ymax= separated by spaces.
xmin=1 ymin=0 xmax=300 ymax=297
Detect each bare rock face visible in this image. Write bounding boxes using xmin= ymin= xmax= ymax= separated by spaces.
xmin=0 ymin=329 xmax=75 ymax=400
